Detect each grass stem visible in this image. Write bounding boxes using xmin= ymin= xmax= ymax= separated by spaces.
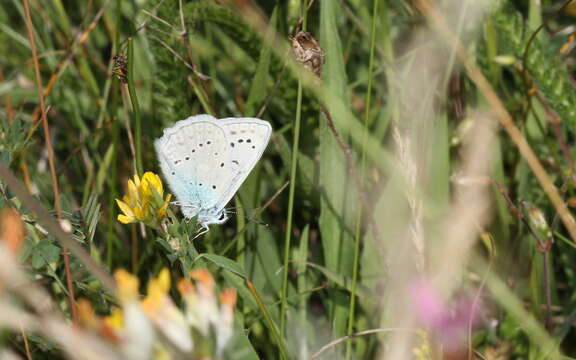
xmin=107 ymin=0 xmax=123 ymax=271
xmin=127 ymin=37 xmax=143 ymax=175
xmin=346 ymin=0 xmax=378 ymax=358
xmin=279 ymin=80 xmax=302 ymax=339
xmin=279 ymin=0 xmax=308 ymax=341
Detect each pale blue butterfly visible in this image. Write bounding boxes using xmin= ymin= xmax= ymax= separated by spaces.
xmin=154 ymin=114 xmax=272 ymax=235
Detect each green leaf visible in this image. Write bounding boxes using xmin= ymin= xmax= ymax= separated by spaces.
xmin=246 ymin=225 xmax=283 ymax=295
xmin=95 ymin=144 xmax=115 ymax=196
xmin=306 ymin=262 xmax=373 ymax=300
xmin=31 ymin=252 xmax=45 ymax=269
xmin=31 ymin=241 xmax=61 ymax=269
xmin=194 ymin=253 xmax=246 ymax=279
xmin=44 ymin=243 xmax=61 ymax=264
xmin=225 ymin=316 xmax=260 ymax=360
xmin=319 ymin=0 xmax=354 ymax=341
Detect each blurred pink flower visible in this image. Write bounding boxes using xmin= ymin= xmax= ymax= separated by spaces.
xmin=410 ymin=278 xmax=483 ymax=352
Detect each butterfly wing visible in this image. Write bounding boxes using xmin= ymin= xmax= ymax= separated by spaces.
xmin=209 ymin=117 xmax=272 ymax=212
xmin=154 ymin=115 xmax=272 ymax=218
xmin=155 ymin=114 xmax=229 ymax=217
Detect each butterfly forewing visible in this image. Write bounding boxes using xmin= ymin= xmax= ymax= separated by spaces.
xmin=155 ymin=115 xmax=271 ymax=219
xmin=212 ymin=117 xmax=272 ymax=211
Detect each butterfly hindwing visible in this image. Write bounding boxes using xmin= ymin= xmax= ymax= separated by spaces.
xmin=155 ymin=115 xmax=231 ymax=217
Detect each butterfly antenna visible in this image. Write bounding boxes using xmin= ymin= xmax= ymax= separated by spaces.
xmin=226 ymin=205 xmax=263 ymax=212
xmin=249 ymin=215 xmax=269 ymax=227
xmin=225 ymin=208 xmax=269 ymax=227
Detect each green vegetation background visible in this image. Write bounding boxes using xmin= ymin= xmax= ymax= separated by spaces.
xmin=2 ymin=0 xmax=576 ymax=358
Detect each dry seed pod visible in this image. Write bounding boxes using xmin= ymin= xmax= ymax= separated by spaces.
xmin=289 ymin=31 xmax=326 ymax=76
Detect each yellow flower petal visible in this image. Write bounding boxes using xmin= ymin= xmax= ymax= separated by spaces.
xmin=133 ymin=204 xmax=149 ymax=221
xmin=116 ymin=199 xmax=136 ymax=224
xmin=116 ymin=199 xmax=135 ymax=218
xmin=146 ymin=172 xmax=163 ymax=195
xmin=132 ymin=174 xmax=141 ymax=187
xmin=117 ymin=214 xmax=135 ymax=224
xmin=104 ymin=307 xmax=124 ymax=330
xmin=155 ymin=174 xmax=164 ymax=194
xmin=114 ymin=269 xmax=140 ymax=302
xmin=141 ymin=293 xmax=161 ymax=316
xmin=127 ymin=178 xmax=139 ymax=202
xmin=118 ymin=172 xmax=170 ymax=224
xmin=122 ymin=194 xmax=133 ymax=205
xmin=139 ymin=184 xmax=148 ymax=198
xmin=157 ymin=268 xmax=170 ymax=293
xmin=142 ymin=270 xmax=171 ymax=316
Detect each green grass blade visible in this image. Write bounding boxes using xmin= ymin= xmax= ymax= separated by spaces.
xmin=346 ymin=0 xmax=378 ymax=357
xmin=279 ymin=77 xmax=302 ymax=339
xmin=319 ymin=0 xmax=354 ymax=347
xmin=127 ymin=37 xmax=143 ymax=175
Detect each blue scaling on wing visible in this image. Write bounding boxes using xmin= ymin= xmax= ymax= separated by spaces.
xmin=154 ymin=114 xmax=272 ymax=234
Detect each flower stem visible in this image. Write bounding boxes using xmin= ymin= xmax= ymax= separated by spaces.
xmin=127 ymin=37 xmax=143 ymax=175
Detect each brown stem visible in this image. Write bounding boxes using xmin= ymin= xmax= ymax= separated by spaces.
xmin=493 ymin=180 xmax=555 ymax=330
xmin=22 ymin=0 xmax=77 ymax=323
xmin=533 ymin=90 xmax=576 ymax=175
xmin=25 ymin=0 xmax=109 ymax=139
xmin=0 ymin=163 xmax=116 ymax=291
xmin=0 ymin=67 xmax=14 ymax=123
xmin=415 ymin=0 xmax=576 ymax=242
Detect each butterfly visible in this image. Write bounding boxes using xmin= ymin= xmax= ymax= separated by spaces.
xmin=154 ymin=114 xmax=272 ymax=235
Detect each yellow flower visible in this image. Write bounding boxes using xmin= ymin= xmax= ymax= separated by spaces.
xmin=141 ymin=268 xmax=193 ymax=352
xmin=412 ymin=329 xmax=432 ymax=360
xmin=116 ymin=172 xmax=172 ymax=224
xmin=139 ymin=172 xmax=163 ymax=198
xmin=77 ymin=268 xmax=238 ymax=356
xmin=104 ymin=307 xmax=124 ymax=331
xmin=114 ymin=268 xmax=140 ymax=303
xmin=77 ymin=298 xmax=99 ymax=329
xmin=141 ymin=268 xmax=171 ymax=315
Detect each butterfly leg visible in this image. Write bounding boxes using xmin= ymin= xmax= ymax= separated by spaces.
xmin=192 ymin=223 xmax=210 ymax=240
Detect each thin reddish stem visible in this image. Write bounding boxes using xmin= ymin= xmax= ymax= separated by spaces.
xmin=22 ymin=0 xmax=77 ymax=323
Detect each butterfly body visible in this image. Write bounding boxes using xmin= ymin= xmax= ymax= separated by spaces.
xmin=154 ymin=114 xmax=272 ymax=234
